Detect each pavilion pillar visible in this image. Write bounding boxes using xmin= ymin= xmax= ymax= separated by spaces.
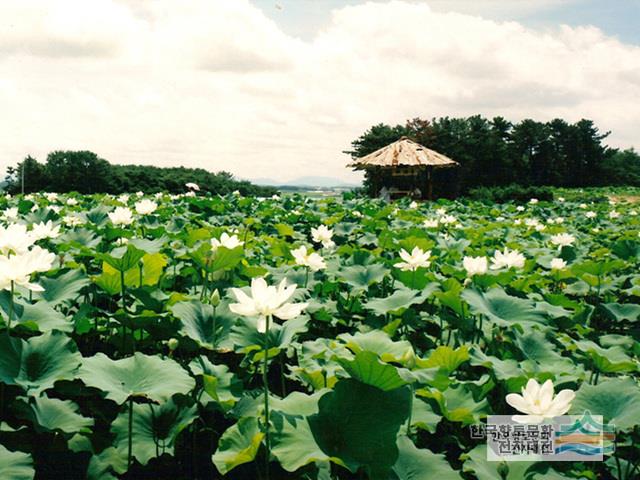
xmin=427 ymin=166 xmax=433 ymax=200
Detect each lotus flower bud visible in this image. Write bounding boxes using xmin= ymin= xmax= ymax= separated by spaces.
xmin=167 ymin=338 xmax=179 ymax=351
xmin=210 ymin=289 xmax=221 ymax=307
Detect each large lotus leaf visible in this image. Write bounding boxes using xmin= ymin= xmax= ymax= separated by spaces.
xmin=0 ymin=331 xmax=81 ymax=395
xmin=469 ymin=348 xmax=523 ymax=381
xmin=111 ymin=398 xmax=197 ymax=466
xmin=363 ymin=287 xmax=434 ymax=316
xmin=172 ymin=300 xmax=232 ymax=350
xmin=409 ymin=398 xmax=441 ymax=434
xmin=101 ymin=244 xmax=146 ymax=272
xmin=189 ymin=356 xmax=242 ymax=411
xmin=338 ymin=330 xmax=414 ymax=364
xmin=418 ymin=346 xmax=469 ymax=374
xmin=570 ymin=377 xmax=640 ymax=431
xmin=78 ymin=352 xmax=195 ymax=404
xmin=97 ymin=252 xmax=167 ymax=294
xmin=210 ymin=246 xmax=244 ymax=271
xmin=14 ymin=300 xmax=73 ymax=333
xmin=0 ymin=445 xmax=34 ymax=480
xmin=515 ymin=330 xmax=563 ymax=363
xmin=461 ymin=445 xmax=535 ymax=480
xmin=419 ymin=383 xmax=490 ymax=425
xmin=33 ymin=269 xmax=90 ymax=306
xmin=308 ymin=378 xmax=411 ymax=477
xmin=230 ymin=314 xmax=309 ymax=351
xmin=392 ymin=436 xmax=462 ymax=479
xmin=87 ymin=447 xmax=127 ymax=480
xmin=339 ymin=264 xmax=387 ymax=291
xmin=611 ymin=240 xmax=640 ymax=260
xmin=27 ymin=395 xmax=93 ymax=433
xmin=600 ymin=303 xmax=640 ymax=322
xmin=128 ymin=236 xmax=168 ymax=254
xmin=212 ymin=416 xmax=264 ymax=475
xmin=337 ymin=351 xmax=409 ymax=391
xmin=461 ymin=288 xmax=547 ymax=327
xmin=271 ymin=414 xmax=335 ymax=472
xmin=574 ymin=340 xmax=637 ymax=373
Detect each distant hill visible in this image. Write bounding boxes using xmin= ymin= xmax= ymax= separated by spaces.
xmin=251 ymin=176 xmax=360 ymax=188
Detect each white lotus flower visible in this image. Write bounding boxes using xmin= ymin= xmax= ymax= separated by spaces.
xmin=291 ymin=245 xmax=326 ymax=271
xmin=506 ymin=379 xmax=575 ymax=424
xmin=353 ymin=211 xmax=363 ymax=218
xmin=229 ymin=277 xmax=308 ymax=333
xmin=394 ymin=247 xmax=431 ymax=272
xmin=550 ymin=233 xmax=575 ymax=247
xmin=516 ymin=206 xmax=525 ymax=212
xmin=185 ymin=191 xmax=196 ymax=197
xmin=609 ymin=211 xmax=620 ymax=219
xmin=211 ymin=232 xmax=244 ymax=251
xmin=31 ymin=220 xmax=61 ymax=241
xmin=62 ymin=214 xmax=84 ymax=227
xmin=0 ymin=224 xmax=35 ymax=255
xmin=50 ymin=205 xmax=62 ymax=214
xmin=550 ymin=258 xmax=567 ymax=270
xmin=579 ymin=203 xmax=587 ymax=209
xmin=135 ymin=191 xmax=144 ymax=197
xmin=117 ymin=194 xmax=130 ymax=204
xmin=463 ymin=256 xmax=488 ymax=276
xmin=535 ymin=224 xmax=546 ymax=232
xmin=154 ymin=192 xmax=164 ymax=199
xmin=108 ymin=207 xmax=134 ymax=226
xmin=585 ymin=211 xmax=596 ymax=219
xmin=423 ymin=219 xmax=439 ymax=228
xmin=185 ymin=182 xmax=200 ymax=191
xmin=439 ymin=214 xmax=457 ymax=225
xmin=409 ymin=201 xmax=418 ymax=209
xmin=135 ymin=199 xmax=158 ymax=215
xmin=514 ymin=219 xmax=522 ymax=226
xmin=436 ymin=208 xmax=446 ymax=216
xmin=557 ymin=197 xmax=565 ymax=202
xmin=3 ymin=207 xmax=19 ymax=220
xmin=0 ymin=246 xmax=55 ymax=292
xmin=529 ymin=198 xmax=539 ymax=204
xmin=490 ymin=247 xmax=525 ymax=270
xmin=66 ymin=198 xmax=78 ymax=206
xmin=311 ymin=225 xmax=334 ymax=249
xmin=525 ymin=218 xmax=540 ymax=228
xmin=232 ymin=190 xmax=241 ymax=196
xmin=45 ymin=192 xmax=58 ymax=202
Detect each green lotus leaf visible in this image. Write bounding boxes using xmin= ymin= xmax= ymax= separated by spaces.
xmin=419 ymin=345 xmax=469 ymax=374
xmin=212 ymin=416 xmax=264 ymax=475
xmin=172 ymin=300 xmax=233 ymax=350
xmin=14 ymin=300 xmax=73 ymax=333
xmin=189 ymin=356 xmax=243 ymax=411
xmin=337 ymin=351 xmax=409 ymax=391
xmin=419 ymin=383 xmax=490 ymax=425
xmin=461 ymin=288 xmax=547 ymax=327
xmin=570 ymin=377 xmax=640 ymax=430
xmin=600 ymin=303 xmax=640 ymax=322
xmin=574 ymin=340 xmax=637 ymax=373
xmin=392 ymin=436 xmax=462 ymax=479
xmin=461 ymin=445 xmax=535 ymax=480
xmin=339 ymin=264 xmax=387 ymax=290
xmin=0 ymin=331 xmax=81 ymax=395
xmin=363 ymin=286 xmax=433 ymax=316
xmin=33 ymin=269 xmax=90 ymax=306
xmin=87 ymin=447 xmax=127 ymax=480
xmin=0 ymin=445 xmax=34 ymax=480
xmin=111 ymin=398 xmax=197 ymax=466
xmin=338 ymin=330 xmax=414 ymax=364
xmin=27 ymin=395 xmax=93 ymax=433
xmin=101 ymin=244 xmax=146 ymax=272
xmin=78 ymin=352 xmax=195 ymax=404
xmin=308 ymin=378 xmax=411 ymax=477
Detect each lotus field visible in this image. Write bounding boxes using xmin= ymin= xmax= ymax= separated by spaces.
xmin=1 ymin=190 xmax=640 ymax=480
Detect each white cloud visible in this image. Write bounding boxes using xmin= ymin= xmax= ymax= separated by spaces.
xmin=0 ymin=0 xmax=639 ymax=183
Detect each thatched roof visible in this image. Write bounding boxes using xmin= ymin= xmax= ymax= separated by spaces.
xmin=349 ymin=137 xmax=459 ymax=170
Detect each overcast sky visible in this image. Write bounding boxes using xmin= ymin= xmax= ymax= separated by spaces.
xmin=1 ymin=0 xmax=639 ymax=183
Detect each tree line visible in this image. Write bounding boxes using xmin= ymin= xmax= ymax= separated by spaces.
xmin=346 ymin=116 xmax=640 ymax=197
xmin=4 ymin=151 xmax=278 ymax=196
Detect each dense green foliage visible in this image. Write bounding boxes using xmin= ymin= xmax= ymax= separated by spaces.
xmin=0 ymin=191 xmax=639 ymax=479
xmin=4 ymin=151 xmax=277 ymax=196
xmin=467 ymin=184 xmax=554 ymax=203
xmin=347 ymin=116 xmax=640 ymax=197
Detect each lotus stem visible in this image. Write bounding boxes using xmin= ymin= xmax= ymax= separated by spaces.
xmin=304 ymin=266 xmax=310 ymax=288
xmin=262 ymin=315 xmax=271 ymax=480
xmin=406 ymin=384 xmax=414 ymax=436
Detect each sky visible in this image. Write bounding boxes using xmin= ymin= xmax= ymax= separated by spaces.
xmin=1 ymin=0 xmax=639 ymax=184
